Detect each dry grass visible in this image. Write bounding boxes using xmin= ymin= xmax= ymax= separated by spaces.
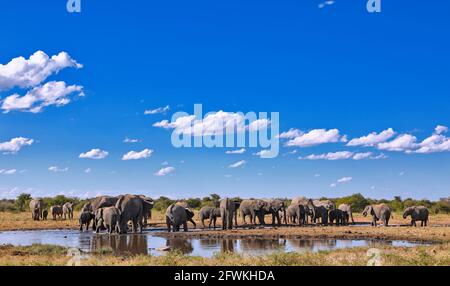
xmin=0 ymin=243 xmax=449 ymax=266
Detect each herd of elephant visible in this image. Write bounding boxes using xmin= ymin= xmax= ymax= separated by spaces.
xmin=28 ymin=195 xmax=431 ymax=234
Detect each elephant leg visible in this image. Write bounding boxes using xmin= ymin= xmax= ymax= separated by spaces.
xmin=183 ymin=222 xmax=188 ymax=232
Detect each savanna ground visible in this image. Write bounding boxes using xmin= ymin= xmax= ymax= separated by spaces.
xmin=0 ymin=211 xmax=450 ymax=266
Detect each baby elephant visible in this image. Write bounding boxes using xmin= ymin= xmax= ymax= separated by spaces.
xmin=199 ymin=207 xmax=221 ymax=229
xmin=42 ymin=210 xmax=48 ymax=220
xmin=79 ymin=211 xmax=94 ymax=231
xmin=329 ymin=209 xmax=345 ymax=226
xmin=166 ymin=204 xmax=196 ymax=232
xmin=95 ymin=207 xmax=121 ymax=234
xmin=403 ymin=206 xmax=429 ymax=227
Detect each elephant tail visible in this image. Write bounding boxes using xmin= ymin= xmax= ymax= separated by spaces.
xmin=115 ymin=196 xmax=125 ymax=211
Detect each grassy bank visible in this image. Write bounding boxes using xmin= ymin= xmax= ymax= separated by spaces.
xmin=0 ymin=243 xmax=449 ymax=266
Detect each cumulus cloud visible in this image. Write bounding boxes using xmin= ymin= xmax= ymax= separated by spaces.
xmin=0 ymin=169 xmax=17 ymax=175
xmin=0 ymin=137 xmax=34 ymax=154
xmin=48 ymin=166 xmax=69 ymax=172
xmin=225 ymin=148 xmax=246 ymax=154
xmin=228 ymin=160 xmax=246 ymax=168
xmin=347 ymin=128 xmax=396 ymax=147
xmin=79 ymin=149 xmax=109 ymax=160
xmin=278 ymin=128 xmax=303 ymax=139
xmin=122 ymin=149 xmax=154 ymax=160
xmin=285 ymin=129 xmax=347 ymax=147
xmin=144 ymin=105 xmax=170 ymax=115
xmin=153 ymin=111 xmax=270 ymax=136
xmin=154 ymin=166 xmax=175 ymax=176
xmin=377 ymin=134 xmax=418 ymax=152
xmin=412 ymin=125 xmax=450 ymax=154
xmin=435 ymin=125 xmax=448 ymax=135
xmin=1 ymin=81 xmax=84 ymax=113
xmin=0 ymin=51 xmax=82 ymax=90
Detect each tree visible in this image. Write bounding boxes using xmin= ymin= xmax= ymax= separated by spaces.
xmin=15 ymin=193 xmax=32 ymax=212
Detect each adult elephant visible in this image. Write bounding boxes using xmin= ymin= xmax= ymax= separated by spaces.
xmin=403 ymin=206 xmax=429 ymax=227
xmin=338 ymin=204 xmax=355 ymax=225
xmin=286 ymin=204 xmax=307 ymax=226
xmin=363 ymin=204 xmax=392 ymax=227
xmin=306 ymin=199 xmax=328 ymax=226
xmin=138 ymin=195 xmax=154 ymax=227
xmin=115 ymin=195 xmax=153 ymax=234
xmin=29 ymin=199 xmax=44 ymax=221
xmin=220 ymin=198 xmax=238 ymax=230
xmin=50 ymin=205 xmax=63 ymax=220
xmin=63 ymin=202 xmax=75 ymax=220
xmin=290 ymin=197 xmax=308 ymax=206
xmin=313 ymin=200 xmax=336 ymax=211
xmin=91 ymin=196 xmax=120 ymax=212
xmin=165 ymin=204 xmax=196 ymax=232
xmin=239 ymin=199 xmax=270 ymax=225
xmin=263 ymin=199 xmax=287 ymax=226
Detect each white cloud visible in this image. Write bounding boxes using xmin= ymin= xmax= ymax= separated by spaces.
xmin=285 ymin=129 xmax=347 ymax=147
xmin=154 ymin=166 xmax=175 ymax=176
xmin=161 ymin=161 xmax=169 ymax=166
xmin=0 ymin=137 xmax=34 ymax=154
xmin=79 ymin=149 xmax=109 ymax=160
xmin=278 ymin=128 xmax=303 ymax=139
xmin=300 ymin=151 xmax=354 ymax=161
xmin=1 ymin=81 xmax=84 ymax=113
xmin=253 ymin=150 xmax=272 ymax=158
xmin=377 ymin=134 xmax=418 ymax=152
xmin=0 ymin=169 xmax=17 ymax=175
xmin=330 ymin=183 xmax=337 ymax=188
xmin=228 ymin=160 xmax=246 ymax=168
xmin=144 ymin=105 xmax=170 ymax=115
xmin=399 ymin=171 xmax=405 ymax=176
xmin=153 ymin=111 xmax=270 ymax=136
xmin=0 ymin=51 xmax=82 ymax=90
xmin=122 ymin=149 xmax=154 ymax=160
xmin=435 ymin=125 xmax=448 ymax=135
xmin=347 ymin=128 xmax=396 ymax=147
xmin=318 ymin=1 xmax=335 ymax=9
xmin=48 ymin=166 xmax=69 ymax=172
xmin=225 ymin=148 xmax=246 ymax=154
xmin=300 ymin=151 xmax=386 ymax=161
xmin=248 ymin=119 xmax=271 ymax=132
xmin=337 ymin=177 xmax=353 ymax=183
xmin=352 ymin=152 xmax=374 ymax=160
xmin=85 ymin=168 xmax=92 ymax=173
xmin=123 ymin=137 xmax=141 ymax=143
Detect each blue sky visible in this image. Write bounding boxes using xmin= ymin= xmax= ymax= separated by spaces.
xmin=0 ymin=0 xmax=449 ymax=200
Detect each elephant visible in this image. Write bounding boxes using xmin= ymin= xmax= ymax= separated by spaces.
xmin=115 ymin=194 xmax=152 ymax=234
xmin=138 ymin=195 xmax=154 ymax=227
xmin=50 ymin=205 xmax=63 ymax=220
xmin=338 ymin=204 xmax=355 ymax=225
xmin=262 ymin=199 xmax=287 ymax=226
xmin=403 ymin=206 xmax=429 ymax=227
xmin=329 ymin=209 xmax=345 ymax=226
xmin=42 ymin=210 xmax=48 ymax=220
xmin=363 ymin=204 xmax=392 ymax=227
xmin=91 ymin=196 xmax=120 ymax=212
xmin=29 ymin=199 xmax=44 ymax=221
xmin=165 ymin=204 xmax=196 ymax=232
xmin=313 ymin=200 xmax=336 ymax=211
xmin=290 ymin=197 xmax=311 ymax=224
xmin=306 ymin=199 xmax=328 ymax=226
xmin=199 ymin=207 xmax=221 ymax=229
xmin=63 ymin=202 xmax=75 ymax=220
xmin=95 ymin=207 xmax=122 ymax=234
xmin=239 ymin=199 xmax=270 ymax=225
xmin=79 ymin=211 xmax=94 ymax=231
xmin=286 ymin=204 xmax=307 ymax=226
xmin=81 ymin=202 xmax=93 ymax=213
xmin=220 ymin=198 xmax=239 ymax=230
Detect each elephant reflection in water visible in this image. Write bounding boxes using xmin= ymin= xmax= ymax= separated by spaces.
xmin=287 ymin=239 xmax=337 ymax=252
xmin=165 ymin=237 xmax=194 ymax=255
xmin=91 ymin=234 xmax=148 ymax=255
xmin=198 ymin=238 xmax=237 ymax=253
xmin=240 ymin=239 xmax=285 ymax=252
